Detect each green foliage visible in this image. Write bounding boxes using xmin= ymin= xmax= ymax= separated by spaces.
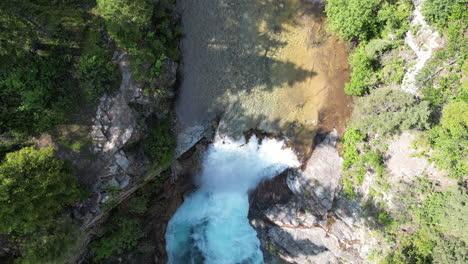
xmin=438 ymin=100 xmax=468 ymax=138
xmin=381 ymin=57 xmax=406 ymax=85
xmin=91 ymin=216 xmax=144 ymax=260
xmin=383 ymin=188 xmax=468 ymax=263
xmin=418 ymin=64 xmax=464 ymax=109
xmin=377 ymin=0 xmax=413 ymax=39
xmin=97 ymin=0 xmax=153 ymax=49
xmin=76 ymin=28 xmax=120 ymax=103
xmin=418 ymin=188 xmax=468 ymax=238
xmin=432 ymin=236 xmax=467 ymax=264
xmin=325 ymin=0 xmax=382 ymax=42
xmin=61 ymin=140 xmax=85 ymax=152
xmin=426 ymin=101 xmax=467 ymax=179
xmin=365 ymin=39 xmax=393 ymax=59
xmin=342 ymin=128 xmax=365 ymax=169
xmin=362 ymin=152 xmax=385 ymax=178
xmin=0 ymin=8 xmax=37 ymax=57
xmin=362 ymin=200 xmax=396 ymax=229
xmin=15 ymin=216 xmax=80 ymax=264
xmin=349 ymin=88 xmax=432 ymax=135
xmin=97 ymin=0 xmax=181 ymax=82
xmin=422 ymin=0 xmax=467 ymax=29
xmin=144 ymin=122 xmax=176 ymax=166
xmin=0 ymin=147 xmax=81 ymax=235
xmin=125 ymin=194 xmax=149 ymax=216
xmin=326 ymin=0 xmax=413 ymax=96
xmin=0 ymin=54 xmax=76 ymax=134
xmin=0 ymin=139 xmax=31 ymax=161
xmin=0 ymin=0 xmax=101 ymax=134
xmin=325 ymin=0 xmax=413 ymax=42
xmin=342 ymin=178 xmax=358 ymax=200
xmin=345 ymin=45 xmax=381 ymax=95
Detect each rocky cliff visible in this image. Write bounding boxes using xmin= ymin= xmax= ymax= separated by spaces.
xmin=250 ymin=131 xmax=379 ymax=264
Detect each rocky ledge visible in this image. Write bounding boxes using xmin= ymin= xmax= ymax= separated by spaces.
xmin=250 ymin=130 xmax=379 ymax=264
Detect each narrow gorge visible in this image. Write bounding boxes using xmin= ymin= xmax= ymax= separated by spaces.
xmin=1 ymin=0 xmax=465 ymax=263
xmin=167 ymin=0 xmax=353 ymax=263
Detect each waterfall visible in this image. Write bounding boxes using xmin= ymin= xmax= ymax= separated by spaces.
xmin=165 ymin=135 xmax=300 ymax=264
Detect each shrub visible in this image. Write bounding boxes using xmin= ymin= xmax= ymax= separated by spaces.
xmin=125 ymin=194 xmax=149 ymax=216
xmin=0 ymin=55 xmax=75 ymax=134
xmin=432 ymin=236 xmax=467 ymax=264
xmin=384 ymin=188 xmax=468 ymax=263
xmin=0 ymin=147 xmax=81 ymax=235
xmin=96 ymin=0 xmax=153 ymax=48
xmin=377 ymin=0 xmax=413 ymax=39
xmin=345 ymin=46 xmax=381 ymax=96
xmin=427 ymin=101 xmax=467 ymax=179
xmin=342 ymin=128 xmax=365 ymax=169
xmin=91 ymin=216 xmax=144 ymax=260
xmin=381 ymin=57 xmax=406 ymax=85
xmin=365 ymin=39 xmax=393 ymax=59
xmin=422 ymin=0 xmax=467 ymax=29
xmin=76 ymin=29 xmax=120 ymax=103
xmin=348 ymin=88 xmax=432 ymax=135
xmin=15 ymin=216 xmax=80 ymax=264
xmin=144 ymin=122 xmax=176 ymax=167
xmin=325 ymin=0 xmax=382 ymax=42
xmin=325 ymin=0 xmax=413 ymax=42
xmin=97 ymin=0 xmax=181 ymax=82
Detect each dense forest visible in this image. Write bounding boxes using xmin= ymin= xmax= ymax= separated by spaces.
xmin=0 ymin=0 xmax=466 ymax=263
xmin=325 ymin=0 xmax=467 ymax=263
xmin=0 ymin=0 xmax=179 ymax=263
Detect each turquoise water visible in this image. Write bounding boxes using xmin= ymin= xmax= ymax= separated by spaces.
xmin=165 ymin=136 xmax=299 ymax=263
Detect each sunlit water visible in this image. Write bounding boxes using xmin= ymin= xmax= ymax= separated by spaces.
xmin=165 ymin=135 xmax=300 ymax=263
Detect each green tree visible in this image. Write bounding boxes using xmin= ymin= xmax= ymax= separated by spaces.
xmin=427 ymin=101 xmax=468 ymax=179
xmin=342 ymin=128 xmax=365 ymax=169
xmin=91 ymin=216 xmax=144 ymax=260
xmin=325 ymin=0 xmax=383 ymax=42
xmin=422 ymin=0 xmax=468 ymax=29
xmin=97 ymin=0 xmax=153 ymax=48
xmin=0 ymin=147 xmax=81 ymax=235
xmin=76 ymin=28 xmax=120 ymax=102
xmin=432 ymin=236 xmax=467 ymax=264
xmin=144 ymin=122 xmax=176 ymax=167
xmin=15 ymin=216 xmax=80 ymax=264
xmin=345 ymin=45 xmax=381 ymax=95
xmin=348 ymin=88 xmax=432 ymax=135
xmin=377 ymin=0 xmax=413 ymax=39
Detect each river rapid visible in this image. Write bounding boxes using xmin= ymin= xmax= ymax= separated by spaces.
xmin=167 ymin=0 xmax=351 ymax=262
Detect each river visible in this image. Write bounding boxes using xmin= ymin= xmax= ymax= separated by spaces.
xmin=175 ymin=0 xmax=351 ymax=156
xmin=167 ymin=0 xmax=351 ymax=262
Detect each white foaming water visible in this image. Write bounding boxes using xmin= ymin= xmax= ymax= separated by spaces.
xmin=165 ymin=135 xmax=300 ymax=264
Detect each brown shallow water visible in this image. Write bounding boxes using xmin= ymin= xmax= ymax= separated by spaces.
xmin=176 ymin=0 xmax=351 ymax=155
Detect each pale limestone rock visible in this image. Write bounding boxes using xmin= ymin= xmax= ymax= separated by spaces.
xmin=252 ymin=131 xmax=375 ymax=264
xmin=287 ymin=129 xmax=342 ymax=217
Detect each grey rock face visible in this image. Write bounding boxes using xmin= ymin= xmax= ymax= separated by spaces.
xmin=251 ymin=130 xmax=375 ymax=264
xmin=287 ymin=130 xmax=342 ymax=217
xmin=175 ymin=124 xmax=211 ymax=157
xmin=78 ymin=52 xmax=178 ymax=220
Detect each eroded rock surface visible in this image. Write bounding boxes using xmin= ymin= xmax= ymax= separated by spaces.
xmin=250 ymin=131 xmax=377 ymax=264
xmin=73 ymin=52 xmax=178 ymax=223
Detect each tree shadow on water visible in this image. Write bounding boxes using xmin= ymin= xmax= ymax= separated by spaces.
xmin=176 ymin=0 xmax=319 ymax=125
